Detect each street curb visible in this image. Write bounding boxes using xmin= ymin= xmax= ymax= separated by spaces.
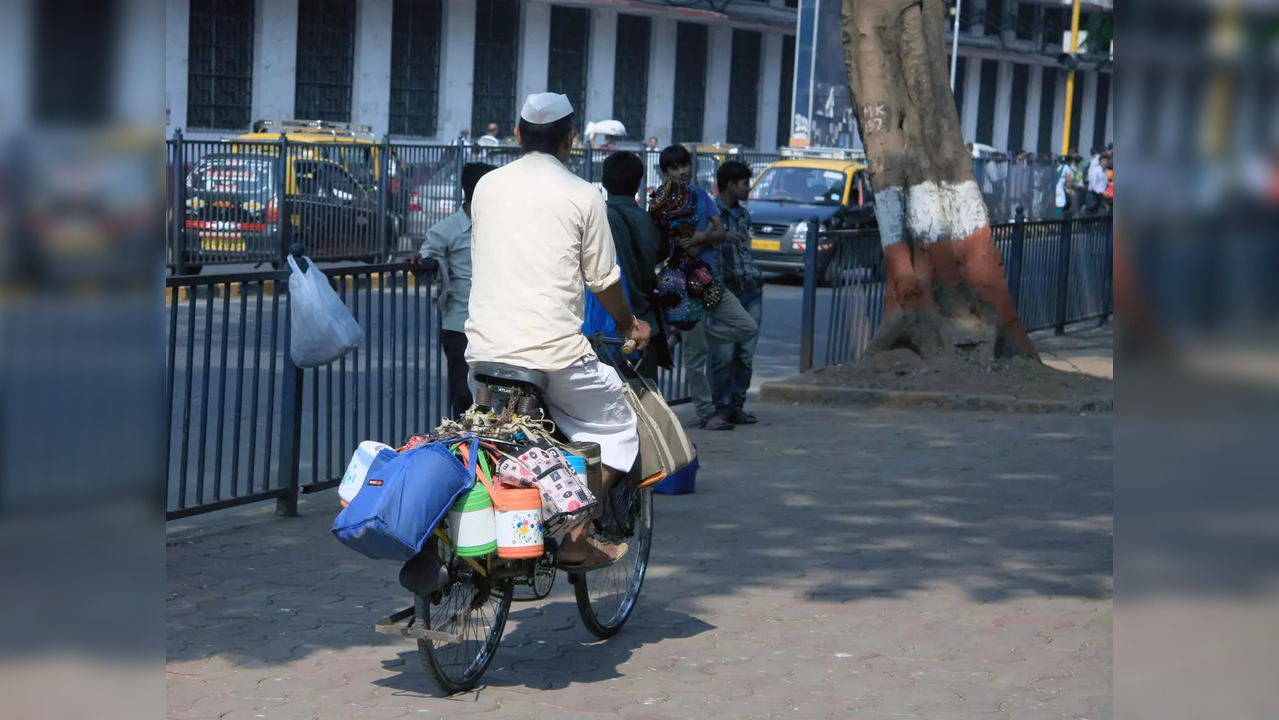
xmin=760 ymin=379 xmax=1113 ymax=414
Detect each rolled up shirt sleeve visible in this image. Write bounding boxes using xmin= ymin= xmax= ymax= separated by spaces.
xmin=580 ymin=193 xmax=622 ymax=292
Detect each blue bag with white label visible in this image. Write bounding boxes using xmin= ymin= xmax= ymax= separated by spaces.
xmin=332 ymin=435 xmax=478 ymax=561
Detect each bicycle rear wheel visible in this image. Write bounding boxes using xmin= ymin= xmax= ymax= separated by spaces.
xmin=573 ymin=483 xmax=653 ymax=639
xmin=416 ymin=560 xmax=513 ymax=694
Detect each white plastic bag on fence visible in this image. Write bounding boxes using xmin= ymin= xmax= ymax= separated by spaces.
xmin=287 ymin=255 xmax=363 ymax=367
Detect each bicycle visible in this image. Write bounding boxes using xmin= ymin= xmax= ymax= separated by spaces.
xmin=374 ymin=337 xmax=654 ymax=693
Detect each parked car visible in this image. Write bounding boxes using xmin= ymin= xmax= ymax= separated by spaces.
xmin=178 ymin=151 xmax=402 ymax=273
xmin=747 ymin=150 xmax=877 ymax=284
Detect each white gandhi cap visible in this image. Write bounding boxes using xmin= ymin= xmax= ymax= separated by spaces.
xmin=519 ymin=92 xmax=573 ymax=124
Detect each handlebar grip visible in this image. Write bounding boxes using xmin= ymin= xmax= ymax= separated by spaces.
xmin=621 ymin=339 xmax=638 ymax=355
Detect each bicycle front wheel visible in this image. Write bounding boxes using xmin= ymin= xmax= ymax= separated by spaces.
xmin=416 ymin=565 xmax=513 ymax=694
xmin=573 ymin=484 xmax=653 ymax=639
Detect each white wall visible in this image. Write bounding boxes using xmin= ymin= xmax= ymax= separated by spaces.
xmin=645 ymin=18 xmax=677 ymax=146
xmin=435 ymin=0 xmax=476 ymax=142
xmin=702 ymin=24 xmax=732 ymax=143
xmin=757 ymin=31 xmax=783 ymax=151
xmin=351 ymin=0 xmax=393 ymax=136
xmin=585 ymin=9 xmax=617 ymax=123
xmin=517 ymin=2 xmax=551 ymax=115
xmin=165 ymin=0 xmax=188 ymax=137
xmin=251 ymin=0 xmax=298 ymax=123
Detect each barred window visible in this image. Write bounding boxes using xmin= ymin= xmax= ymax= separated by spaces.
xmin=726 ymin=30 xmax=762 ymax=147
xmin=612 ymin=15 xmax=651 ymax=142
xmin=388 ymin=0 xmax=442 ymax=137
xmin=548 ymin=6 xmax=590 ymax=134
xmin=671 ymin=23 xmax=708 ymax=144
xmin=294 ymin=0 xmax=356 ymax=122
xmin=187 ymin=0 xmax=254 ymax=130
xmin=472 ymin=0 xmax=520 ymax=138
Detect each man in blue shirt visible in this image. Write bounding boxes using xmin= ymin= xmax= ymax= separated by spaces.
xmin=655 ymin=146 xmax=757 ymax=430
xmin=407 ymin=162 xmax=496 ymax=417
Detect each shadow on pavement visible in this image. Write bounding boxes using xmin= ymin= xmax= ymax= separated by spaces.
xmin=166 ymin=404 xmax=1112 ymax=675
xmin=371 ymin=602 xmax=715 ymax=698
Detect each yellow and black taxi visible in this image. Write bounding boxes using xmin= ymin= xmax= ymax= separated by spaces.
xmin=747 ymin=148 xmax=876 ymax=282
xmin=180 ymin=147 xmax=400 ymax=272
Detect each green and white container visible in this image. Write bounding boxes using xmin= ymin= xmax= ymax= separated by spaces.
xmin=447 ymin=485 xmax=497 ymax=557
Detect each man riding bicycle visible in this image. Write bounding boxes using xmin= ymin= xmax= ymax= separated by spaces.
xmin=466 ymin=92 xmax=651 ymax=570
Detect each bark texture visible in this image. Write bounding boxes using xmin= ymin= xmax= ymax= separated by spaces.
xmin=843 ymin=0 xmax=1038 ymax=361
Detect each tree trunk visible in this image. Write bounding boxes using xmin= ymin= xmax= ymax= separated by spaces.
xmin=842 ymin=0 xmax=1038 ymax=361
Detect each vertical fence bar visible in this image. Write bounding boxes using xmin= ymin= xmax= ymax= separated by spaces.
xmin=276 ymin=135 xmax=290 ymax=266
xmin=799 ymin=216 xmax=820 ymax=373
xmin=170 ymin=130 xmax=186 ymax=273
xmin=1008 ymin=207 xmax=1026 ymax=311
xmin=276 ymin=281 xmax=303 ymax=517
xmin=1101 ymin=217 xmax=1114 ymax=323
xmin=1054 ymin=212 xmax=1074 ymax=335
xmin=377 ymin=138 xmax=390 ymax=261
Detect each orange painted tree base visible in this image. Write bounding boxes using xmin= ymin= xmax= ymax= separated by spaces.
xmin=875 ymin=226 xmax=1038 ymax=361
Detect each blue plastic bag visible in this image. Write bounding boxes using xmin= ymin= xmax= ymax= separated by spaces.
xmin=332 ymin=436 xmax=478 ymax=561
xmin=581 ymin=269 xmax=631 ymax=339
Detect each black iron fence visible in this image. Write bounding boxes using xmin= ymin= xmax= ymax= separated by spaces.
xmin=800 ymin=211 xmax=1113 ymax=370
xmin=166 ymin=260 xmax=690 ymax=520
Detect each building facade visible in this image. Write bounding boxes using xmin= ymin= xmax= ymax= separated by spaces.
xmin=165 ymin=0 xmax=1111 ymax=154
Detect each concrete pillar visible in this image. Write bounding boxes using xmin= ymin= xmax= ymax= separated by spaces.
xmin=961 ymin=56 xmax=981 ymax=142
xmin=165 ymin=0 xmax=188 ymax=136
xmin=351 ymin=0 xmax=393 ymax=136
xmin=1050 ymin=68 xmax=1066 ymax=153
xmin=645 ymin=18 xmax=677 ymax=146
xmin=436 ymin=0 xmax=476 ymax=143
xmin=585 ymin=9 xmax=617 ymax=124
xmin=703 ymin=23 xmax=732 ymax=143
xmin=1078 ymin=70 xmax=1098 ymax=153
xmin=121 ymin=0 xmax=163 ymax=127
xmin=1104 ymin=73 xmax=1113 ymax=147
xmin=992 ymin=60 xmax=1013 ymax=150
xmin=1023 ymin=64 xmax=1044 ymax=153
xmin=252 ymin=0 xmax=299 ymax=122
xmin=517 ymin=3 xmax=551 ymax=107
xmin=757 ymin=31 xmax=783 ymax=151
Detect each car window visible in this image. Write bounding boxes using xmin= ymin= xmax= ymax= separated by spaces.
xmin=749 ymin=167 xmax=846 ymax=205
xmin=324 ymin=164 xmax=364 ymax=201
xmin=187 ymin=156 xmax=273 ymax=195
xmin=294 ymin=160 xmax=324 ymax=196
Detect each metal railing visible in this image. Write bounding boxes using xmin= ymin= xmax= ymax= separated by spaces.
xmin=799 ymin=210 xmax=1114 ymax=371
xmin=166 ymin=259 xmax=690 ymax=519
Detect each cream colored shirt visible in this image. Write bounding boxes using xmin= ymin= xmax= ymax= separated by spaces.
xmin=465 ymin=152 xmax=623 ymax=371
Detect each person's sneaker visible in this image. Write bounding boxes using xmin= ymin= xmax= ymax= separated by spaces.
xmin=727 ymin=409 xmax=758 ymax=425
xmin=701 ymin=415 xmax=735 ymax=431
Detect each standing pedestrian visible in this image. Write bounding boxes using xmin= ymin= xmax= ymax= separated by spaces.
xmin=600 ymin=151 xmax=669 ymax=380
xmin=1088 ymin=152 xmax=1109 ymax=215
xmin=653 ymin=145 xmax=757 ymax=430
xmin=1054 ymin=154 xmax=1076 ymax=218
xmin=476 ymin=122 xmax=501 ymax=147
xmin=710 ymin=161 xmax=763 ymax=425
xmin=407 ymin=162 xmax=497 ymax=418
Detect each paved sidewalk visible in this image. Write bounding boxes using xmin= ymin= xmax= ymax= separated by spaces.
xmin=1033 ymin=324 xmax=1113 ymax=379
xmin=167 ymin=404 xmax=1112 ymax=719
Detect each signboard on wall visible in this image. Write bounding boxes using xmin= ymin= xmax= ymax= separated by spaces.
xmin=788 ymin=0 xmax=862 ymax=150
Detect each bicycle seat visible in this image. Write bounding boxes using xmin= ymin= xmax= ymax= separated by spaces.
xmin=471 ymin=362 xmax=549 ymax=392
